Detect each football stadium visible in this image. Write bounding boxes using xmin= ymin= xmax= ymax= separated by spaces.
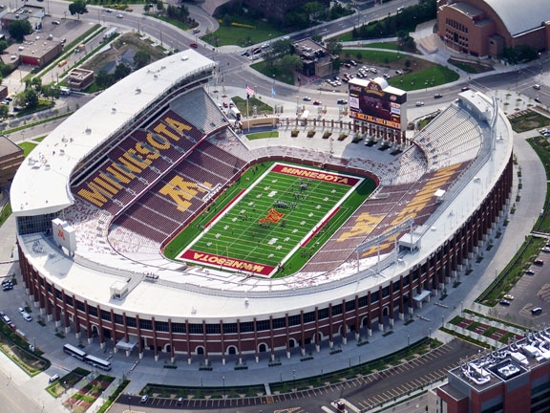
xmin=11 ymin=49 xmax=513 ymax=364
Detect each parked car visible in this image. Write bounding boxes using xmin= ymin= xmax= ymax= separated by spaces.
xmin=534 ymin=259 xmax=544 ymax=266
xmin=531 ymin=307 xmax=542 ymax=315
xmin=192 ymin=28 xmax=200 ymax=34
xmin=52 ymin=20 xmax=60 ymax=25
xmin=499 ymin=299 xmax=511 ymax=306
xmin=18 ymin=307 xmax=32 ymax=322
xmin=140 ymin=394 xmax=149 ymax=403
xmin=503 ymin=294 xmax=515 ymax=301
xmin=526 ymin=268 xmax=535 ymax=275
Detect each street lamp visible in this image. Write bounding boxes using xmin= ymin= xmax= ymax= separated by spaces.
xmin=128 ymin=395 xmax=131 ymax=413
xmin=407 ymin=334 xmax=410 ymax=346
xmin=292 ymin=369 xmax=296 ymax=392
xmin=222 ymin=375 xmax=225 ymax=399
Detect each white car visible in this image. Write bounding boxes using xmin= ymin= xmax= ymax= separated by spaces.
xmin=18 ymin=307 xmax=32 ymax=322
xmin=140 ymin=395 xmax=149 ymax=403
xmin=415 ymin=101 xmax=424 ymax=107
xmin=116 ymin=14 xmax=123 ymax=18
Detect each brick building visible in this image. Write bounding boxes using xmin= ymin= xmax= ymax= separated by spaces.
xmin=432 ymin=333 xmax=550 ymax=413
xmin=437 ymin=0 xmax=550 ymax=58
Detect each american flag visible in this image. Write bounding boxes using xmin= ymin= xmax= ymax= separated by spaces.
xmin=246 ymin=84 xmax=254 ymax=98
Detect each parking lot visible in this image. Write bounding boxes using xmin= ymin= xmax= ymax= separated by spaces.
xmin=495 ymin=241 xmax=550 ymax=325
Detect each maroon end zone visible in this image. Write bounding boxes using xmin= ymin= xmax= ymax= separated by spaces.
xmin=272 ymin=164 xmax=361 ymax=187
xmin=180 ymin=250 xmax=275 ymax=276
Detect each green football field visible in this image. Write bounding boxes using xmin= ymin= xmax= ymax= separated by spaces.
xmin=177 ymin=163 xmax=368 ymax=277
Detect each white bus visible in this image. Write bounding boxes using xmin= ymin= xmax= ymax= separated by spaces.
xmin=85 ymin=354 xmax=112 ymax=371
xmin=63 ymin=343 xmax=87 ymax=361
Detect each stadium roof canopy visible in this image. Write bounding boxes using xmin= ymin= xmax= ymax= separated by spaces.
xmin=483 ymin=0 xmax=550 ymax=37
xmin=10 ymin=49 xmax=215 ymax=217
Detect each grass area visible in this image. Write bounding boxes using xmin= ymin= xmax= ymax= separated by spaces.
xmin=19 ymin=142 xmax=37 ymax=157
xmin=201 ymin=18 xmax=285 ymax=48
xmin=448 ymin=58 xmax=493 ymax=74
xmin=388 ymin=65 xmax=459 ymax=91
xmin=342 ymin=49 xmax=405 ymax=64
xmin=508 ymin=111 xmax=550 ymax=133
xmin=0 ymin=318 xmax=50 ymax=376
xmin=362 ymin=42 xmax=400 ymax=50
xmin=339 ymin=49 xmax=459 ymax=91
xmin=250 ymin=60 xmax=295 ymax=85
xmin=0 ymin=202 xmax=11 ymax=227
xmin=246 ymin=131 xmax=279 ymax=140
xmin=165 ymin=162 xmax=375 ymax=276
xmin=232 ymin=95 xmax=274 ymax=116
xmin=529 ymin=136 xmax=550 ymax=233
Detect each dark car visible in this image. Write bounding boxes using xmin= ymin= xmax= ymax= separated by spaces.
xmin=526 ymin=268 xmax=535 ymax=275
xmin=189 ymin=43 xmax=198 ymax=49
xmin=434 ymin=93 xmax=443 ymax=99
xmin=534 ymin=259 xmax=544 ymax=266
xmin=461 ymin=86 xmax=470 ymax=92
xmin=532 ymin=307 xmax=542 ymax=315
xmin=499 ymin=299 xmax=511 ymax=306
xmin=337 ymin=99 xmax=347 ymax=105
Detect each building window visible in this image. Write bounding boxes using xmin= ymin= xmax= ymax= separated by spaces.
xmin=139 ymin=319 xmax=152 ymax=330
xmin=155 ymin=320 xmax=169 ymax=332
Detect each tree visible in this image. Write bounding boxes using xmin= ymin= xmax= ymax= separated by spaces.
xmin=327 ymin=40 xmax=342 ymax=56
xmin=69 ymin=0 xmax=88 ymax=19
xmin=8 ymin=20 xmax=32 ymax=42
xmin=42 ymin=84 xmax=61 ymax=100
xmin=0 ymin=105 xmax=8 ymax=119
xmin=133 ymin=50 xmax=151 ymax=69
xmin=278 ymin=54 xmax=303 ymax=74
xmin=24 ymin=88 xmax=38 ymax=109
xmin=95 ymin=70 xmax=112 ymax=90
xmin=0 ymin=40 xmax=8 ymax=53
xmin=114 ymin=63 xmax=132 ymax=81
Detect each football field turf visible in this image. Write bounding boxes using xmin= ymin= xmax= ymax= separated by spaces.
xmin=178 ymin=163 xmax=366 ymax=277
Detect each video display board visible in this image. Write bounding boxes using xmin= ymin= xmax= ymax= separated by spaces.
xmin=349 ymin=80 xmax=407 ymax=131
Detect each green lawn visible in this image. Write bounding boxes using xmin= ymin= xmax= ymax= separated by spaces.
xmin=19 ymin=142 xmax=37 ymax=157
xmin=343 ymin=49 xmax=406 ymax=64
xmin=202 ymin=19 xmax=286 ymax=48
xmin=246 ymin=131 xmax=279 ymax=140
xmin=166 ymin=162 xmax=375 ymax=276
xmin=388 ymin=66 xmax=459 ymax=91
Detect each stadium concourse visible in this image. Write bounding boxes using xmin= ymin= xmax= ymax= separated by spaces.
xmin=5 ymin=47 xmax=539 ymax=408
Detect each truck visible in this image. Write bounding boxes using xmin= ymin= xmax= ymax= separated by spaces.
xmin=229 ymin=106 xmax=241 ymax=121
